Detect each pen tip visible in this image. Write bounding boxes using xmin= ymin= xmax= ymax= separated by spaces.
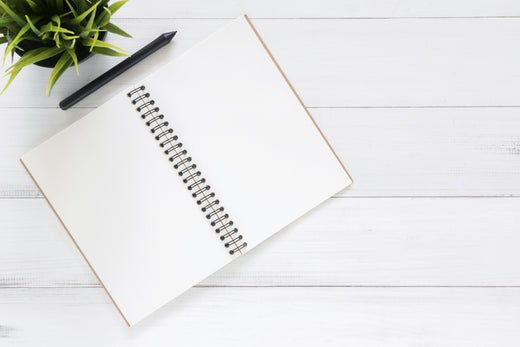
xmin=163 ymin=31 xmax=177 ymax=41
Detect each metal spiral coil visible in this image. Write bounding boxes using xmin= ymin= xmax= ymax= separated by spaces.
xmin=127 ymin=85 xmax=247 ymax=255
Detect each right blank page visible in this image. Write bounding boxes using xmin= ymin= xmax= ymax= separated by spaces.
xmin=143 ymin=15 xmax=352 ymax=250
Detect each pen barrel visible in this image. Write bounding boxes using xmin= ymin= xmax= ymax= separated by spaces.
xmin=59 ymin=33 xmax=175 ymax=110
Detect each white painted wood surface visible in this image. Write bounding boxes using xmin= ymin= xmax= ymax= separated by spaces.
xmin=1 ymin=287 xmax=520 ymax=347
xmin=116 ymin=0 xmax=520 ymax=18
xmin=1 ymin=1 xmax=519 ymax=345
xmin=1 ymin=198 xmax=520 ymax=287
xmin=2 ymin=107 xmax=520 ymax=197
xmin=2 ymin=18 xmax=520 ymax=108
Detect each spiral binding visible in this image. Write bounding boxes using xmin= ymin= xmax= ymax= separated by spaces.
xmin=127 ymin=85 xmax=247 ymax=255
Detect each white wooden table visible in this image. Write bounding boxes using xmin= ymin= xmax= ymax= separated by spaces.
xmin=1 ymin=1 xmax=520 ymax=345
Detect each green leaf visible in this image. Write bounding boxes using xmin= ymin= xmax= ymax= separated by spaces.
xmin=2 ymin=46 xmax=63 ymax=94
xmin=87 ymin=29 xmax=98 ymax=52
xmin=50 ymin=16 xmax=62 ymax=47
xmin=104 ymin=22 xmax=131 ymax=38
xmin=91 ymin=46 xmax=126 ymax=56
xmin=26 ymin=0 xmax=43 ymax=13
xmin=60 ymin=32 xmax=79 ymax=40
xmin=74 ymin=0 xmax=86 ymax=13
xmin=39 ymin=23 xmax=74 ymax=35
xmin=1 ymin=66 xmax=22 ymax=94
xmin=54 ymin=31 xmax=60 ymax=47
xmin=0 ymin=16 xmax=14 ymax=26
xmin=73 ymin=0 xmax=100 ymax=24
xmin=64 ymin=0 xmax=77 ymax=16
xmin=79 ymin=26 xmax=102 ymax=39
xmin=0 ymin=0 xmax=26 ymax=26
xmin=85 ymin=6 xmax=97 ymax=32
xmin=61 ymin=35 xmax=76 ymax=51
xmin=0 ymin=36 xmax=7 ymax=44
xmin=25 ymin=15 xmax=41 ymax=35
xmin=6 ymin=46 xmax=64 ymax=72
xmin=66 ymin=47 xmax=78 ymax=74
xmin=82 ymin=37 xmax=126 ymax=54
xmin=46 ymin=52 xmax=71 ymax=95
xmin=108 ymin=0 xmax=127 ymax=16
xmin=3 ymin=23 xmax=30 ymax=65
xmin=51 ymin=15 xmax=61 ymax=26
xmin=96 ymin=6 xmax=111 ymax=27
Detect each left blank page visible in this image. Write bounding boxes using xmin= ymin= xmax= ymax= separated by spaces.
xmin=21 ymin=90 xmax=229 ymax=326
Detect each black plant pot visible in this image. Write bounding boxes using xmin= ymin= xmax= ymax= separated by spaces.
xmin=14 ymin=31 xmax=107 ymax=68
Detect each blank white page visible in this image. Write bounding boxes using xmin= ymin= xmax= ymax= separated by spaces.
xmin=21 ymin=91 xmax=232 ymax=326
xmin=21 ymin=15 xmax=352 ymax=327
xmin=140 ymin=15 xmax=352 ymax=251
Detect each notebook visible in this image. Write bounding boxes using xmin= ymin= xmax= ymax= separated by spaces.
xmin=21 ymin=15 xmax=352 ymax=326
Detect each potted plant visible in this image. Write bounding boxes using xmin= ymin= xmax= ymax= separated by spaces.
xmin=0 ymin=0 xmax=130 ymax=95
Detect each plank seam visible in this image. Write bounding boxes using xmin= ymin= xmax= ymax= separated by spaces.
xmin=2 ymin=285 xmax=520 ymax=289
xmin=1 ymin=195 xmax=519 ymax=200
xmin=110 ymin=16 xmax=520 ymax=20
xmin=3 ymin=105 xmax=520 ymax=110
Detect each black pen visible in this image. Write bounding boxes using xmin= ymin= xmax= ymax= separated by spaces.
xmin=59 ymin=31 xmax=177 ymax=110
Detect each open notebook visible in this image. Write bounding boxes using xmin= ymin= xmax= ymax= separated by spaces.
xmin=21 ymin=15 xmax=352 ymax=326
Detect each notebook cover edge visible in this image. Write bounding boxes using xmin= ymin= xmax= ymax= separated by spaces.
xmin=243 ymin=14 xmax=353 ymax=184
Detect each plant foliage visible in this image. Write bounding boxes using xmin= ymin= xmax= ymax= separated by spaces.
xmin=0 ymin=0 xmax=130 ymax=94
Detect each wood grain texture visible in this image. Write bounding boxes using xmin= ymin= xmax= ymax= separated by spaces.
xmin=1 ymin=197 xmax=519 ymax=288
xmin=1 ymin=287 xmax=519 ymax=346
xmin=1 ymin=2 xmax=520 ymax=344
xmin=113 ymin=0 xmax=520 ymax=18
xmin=2 ymin=107 xmax=519 ymax=198
xmin=1 ymin=18 xmax=520 ymax=108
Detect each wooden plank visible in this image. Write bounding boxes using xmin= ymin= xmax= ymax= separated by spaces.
xmin=0 ymin=287 xmax=519 ymax=346
xmin=114 ymin=0 xmax=520 ymax=18
xmin=319 ymin=107 xmax=520 ymax=197
xmin=1 ymin=197 xmax=519 ymax=288
xmin=1 ymin=18 xmax=520 ymax=108
xmin=2 ymin=107 xmax=520 ymax=198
